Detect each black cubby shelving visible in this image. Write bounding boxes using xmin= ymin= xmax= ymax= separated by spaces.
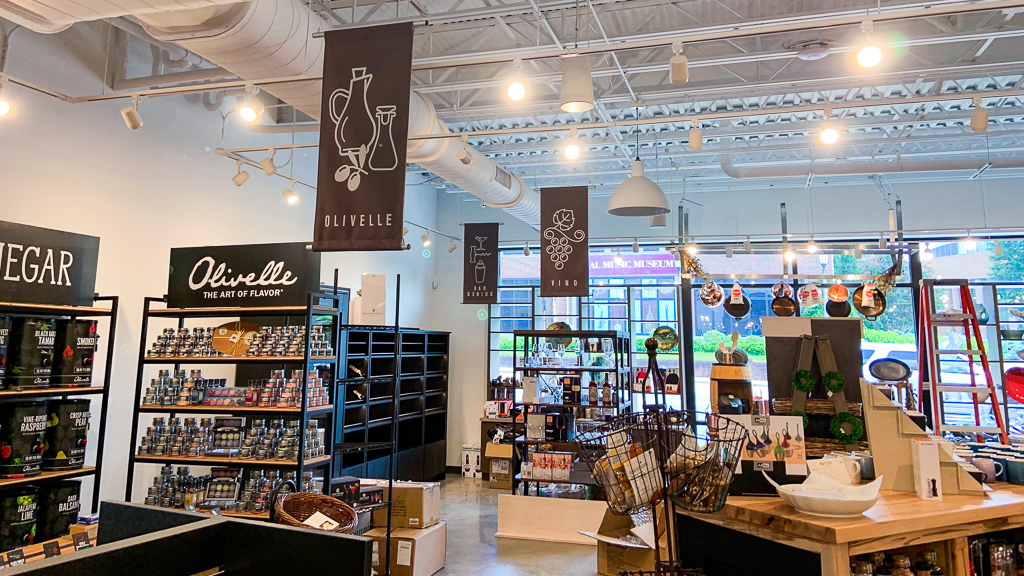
xmin=0 ymin=297 xmax=118 ymax=514
xmin=123 ymin=290 xmax=349 ymax=517
xmin=335 ymin=327 xmax=449 ymax=482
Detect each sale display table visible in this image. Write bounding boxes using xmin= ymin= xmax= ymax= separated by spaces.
xmin=676 ymin=483 xmax=1024 ymax=576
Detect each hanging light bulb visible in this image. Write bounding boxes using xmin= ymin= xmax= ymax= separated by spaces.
xmin=685 ymin=242 xmax=698 ymax=256
xmin=239 ymin=85 xmax=265 ymax=123
xmin=524 ymin=244 xmax=531 ymax=256
xmin=783 ymin=247 xmax=796 ymax=262
xmin=820 ymin=126 xmax=839 ymax=145
xmin=0 ymin=79 xmax=10 ymax=117
xmin=506 ymin=58 xmax=528 ymax=101
xmin=448 ymin=239 xmax=457 ymax=254
xmin=744 ymin=236 xmax=753 ymax=253
xmin=232 ymin=160 xmax=250 ymax=187
xmin=806 ymin=237 xmax=818 ymax=253
xmin=281 ymin=180 xmax=299 ymax=205
xmin=921 ymin=246 xmax=934 ymax=261
xmin=971 ymin=96 xmax=989 ymax=133
xmin=559 ymin=54 xmax=595 ymax=113
xmin=121 ymin=94 xmax=143 ymax=130
xmin=856 ymin=21 xmax=883 ymax=68
xmin=563 ymin=128 xmax=582 ymax=161
xmin=632 ymin=239 xmax=640 ymax=253
xmin=261 ymin=149 xmax=277 ymax=175
xmin=688 ymin=119 xmax=702 ymax=151
xmin=615 ymin=249 xmax=623 ymax=263
xmin=670 ymin=42 xmax=688 ymax=85
xmin=964 ymin=230 xmax=978 ymax=250
xmin=421 ymin=233 xmax=432 ymax=247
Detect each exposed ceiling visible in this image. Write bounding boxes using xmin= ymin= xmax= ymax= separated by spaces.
xmin=308 ymin=0 xmax=1024 ymax=196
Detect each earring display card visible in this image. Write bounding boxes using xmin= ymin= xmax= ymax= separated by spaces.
xmin=729 ymin=414 xmax=809 ymax=497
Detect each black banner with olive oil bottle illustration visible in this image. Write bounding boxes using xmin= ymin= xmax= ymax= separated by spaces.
xmin=540 ymin=187 xmax=589 ymax=297
xmin=314 ymin=23 xmax=414 ymax=252
xmin=463 ymin=223 xmax=499 ymax=304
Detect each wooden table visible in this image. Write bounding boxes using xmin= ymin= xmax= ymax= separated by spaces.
xmin=677 ymin=483 xmax=1024 ymax=576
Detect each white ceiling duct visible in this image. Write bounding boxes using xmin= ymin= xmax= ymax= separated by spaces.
xmin=0 ymin=0 xmax=241 ymax=33
xmin=0 ymin=0 xmax=541 ymax=227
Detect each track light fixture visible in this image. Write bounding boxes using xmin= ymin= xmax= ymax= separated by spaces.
xmin=448 ymin=239 xmax=457 ymax=254
xmin=506 ymin=58 xmax=528 ymax=101
xmin=524 ymin=244 xmax=531 ymax=256
xmin=819 ymin=107 xmax=839 ymax=145
xmin=744 ymin=236 xmax=752 ymax=253
xmin=615 ymin=249 xmax=623 ymax=263
xmin=261 ymin=149 xmax=277 ymax=176
xmin=121 ymin=95 xmax=143 ymax=130
xmin=632 ymin=239 xmax=640 ymax=253
xmin=232 ymin=160 xmax=250 ymax=187
xmin=725 ymin=246 xmax=734 ymax=259
xmin=421 ymin=233 xmax=431 ymax=247
xmin=281 ymin=180 xmax=299 ymax=205
xmin=402 ymin=227 xmax=409 ymax=237
xmin=854 ymin=245 xmax=863 ymax=259
xmin=0 ymin=78 xmax=10 ymax=117
xmin=856 ymin=21 xmax=882 ymax=68
xmin=806 ymin=237 xmax=818 ymax=253
xmin=964 ymin=230 xmax=978 ymax=250
xmin=239 ymin=85 xmax=265 ymax=123
xmin=563 ymin=128 xmax=582 ymax=161
xmin=688 ymin=119 xmax=702 ymax=151
xmin=670 ymin=41 xmax=688 ymax=85
xmin=971 ymin=96 xmax=989 ymax=133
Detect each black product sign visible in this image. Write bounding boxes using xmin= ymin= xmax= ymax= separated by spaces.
xmin=71 ymin=532 xmax=92 ymax=551
xmin=540 ymin=187 xmax=589 ymax=297
xmin=42 ymin=542 xmax=61 ymax=558
xmin=0 ymin=220 xmax=99 ymax=307
xmin=167 ymin=242 xmax=321 ymax=308
xmin=314 ymin=23 xmax=415 ymax=252
xmin=463 ymin=223 xmax=499 ymax=304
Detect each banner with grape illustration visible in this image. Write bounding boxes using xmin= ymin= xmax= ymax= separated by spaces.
xmin=314 ymin=23 xmax=414 ymax=251
xmin=540 ymin=186 xmax=589 ymax=297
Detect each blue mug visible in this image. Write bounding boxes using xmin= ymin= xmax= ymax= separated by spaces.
xmin=1008 ymin=458 xmax=1024 ymax=486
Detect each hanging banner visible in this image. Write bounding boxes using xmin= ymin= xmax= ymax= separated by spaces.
xmin=314 ymin=23 xmax=414 ymax=252
xmin=168 ymin=242 xmax=321 ymax=308
xmin=463 ymin=223 xmax=499 ymax=304
xmin=0 ymin=220 xmax=99 ymax=307
xmin=540 ymin=186 xmax=589 ymax=297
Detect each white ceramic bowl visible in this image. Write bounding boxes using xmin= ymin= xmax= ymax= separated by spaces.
xmin=763 ymin=472 xmax=882 ymax=518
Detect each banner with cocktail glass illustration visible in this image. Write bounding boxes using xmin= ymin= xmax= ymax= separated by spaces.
xmin=314 ymin=23 xmax=414 ymax=252
xmin=463 ymin=223 xmax=499 ymax=304
xmin=540 ymin=186 xmax=589 ymax=297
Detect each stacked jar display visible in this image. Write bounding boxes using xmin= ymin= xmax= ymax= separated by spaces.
xmin=145 ymin=466 xmax=318 ymax=515
xmin=137 ymin=417 xmax=324 ymax=462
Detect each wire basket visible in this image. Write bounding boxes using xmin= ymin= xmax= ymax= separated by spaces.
xmin=576 ymin=411 xmax=747 ymax=515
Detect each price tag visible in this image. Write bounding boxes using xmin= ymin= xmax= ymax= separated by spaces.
xmin=863 ymin=283 xmax=876 ymax=308
xmin=72 ymin=532 xmax=92 ymax=551
xmin=43 ymin=542 xmax=61 ymax=558
xmin=730 ymin=282 xmax=743 ymax=305
xmin=5 ymin=550 xmax=25 ymax=567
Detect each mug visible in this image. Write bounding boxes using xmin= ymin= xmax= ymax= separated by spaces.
xmin=953 ymin=449 xmax=975 ymax=462
xmin=827 ymin=455 xmax=862 ymax=484
xmin=973 ymin=457 xmax=1005 ymax=483
xmin=1007 ymin=458 xmax=1024 ymax=486
xmin=852 ymin=451 xmax=875 ymax=480
xmin=967 ymin=442 xmax=988 ymax=452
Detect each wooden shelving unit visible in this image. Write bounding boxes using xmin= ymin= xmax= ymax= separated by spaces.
xmin=124 ymin=290 xmax=349 ymax=508
xmin=0 ymin=297 xmax=118 ymax=515
xmin=336 ymin=327 xmax=450 ymax=482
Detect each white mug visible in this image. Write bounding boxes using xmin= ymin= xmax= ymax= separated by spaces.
xmin=829 ymin=455 xmax=863 ymax=484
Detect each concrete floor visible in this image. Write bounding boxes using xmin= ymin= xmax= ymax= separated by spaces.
xmin=437 ymin=475 xmax=598 ymax=576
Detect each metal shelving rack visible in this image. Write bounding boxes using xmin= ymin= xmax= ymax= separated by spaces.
xmin=123 ymin=290 xmax=348 ymax=519
xmin=0 ymin=296 xmax=118 ymax=513
xmin=509 ymin=329 xmax=631 ymax=496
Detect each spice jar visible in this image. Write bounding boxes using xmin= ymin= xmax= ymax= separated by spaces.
xmin=892 ymin=555 xmax=913 ymax=576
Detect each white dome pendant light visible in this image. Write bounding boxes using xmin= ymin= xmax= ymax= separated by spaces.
xmin=608 ymin=117 xmax=670 ymax=217
xmin=559 ymin=0 xmax=595 ymax=113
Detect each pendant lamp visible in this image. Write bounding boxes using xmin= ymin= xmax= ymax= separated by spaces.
xmin=559 ymin=54 xmax=595 ymax=113
xmin=608 ymin=159 xmax=671 ymax=217
xmin=650 ymin=214 xmax=668 ymax=229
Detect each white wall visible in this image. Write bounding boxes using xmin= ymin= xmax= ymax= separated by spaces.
xmin=432 ymin=174 xmax=1024 ymax=465
xmin=0 ymin=23 xmax=437 ymax=506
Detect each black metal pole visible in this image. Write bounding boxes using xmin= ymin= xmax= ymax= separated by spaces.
xmin=91 ymin=295 xmax=118 ymax=512
xmin=124 ymin=297 xmax=160 ymax=502
xmin=680 ymin=279 xmax=696 ymax=412
xmin=385 ymin=274 xmax=401 ymax=576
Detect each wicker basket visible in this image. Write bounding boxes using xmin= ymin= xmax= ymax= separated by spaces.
xmin=804 ymin=438 xmax=869 ymax=458
xmin=773 ymin=399 xmax=863 ymax=417
xmin=273 ymin=492 xmax=359 ymax=533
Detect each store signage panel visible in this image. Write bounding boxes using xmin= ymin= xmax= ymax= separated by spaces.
xmin=168 ymin=242 xmax=321 ymax=308
xmin=463 ymin=223 xmax=499 ymax=304
xmin=313 ymin=23 xmax=415 ymax=252
xmin=0 ymin=220 xmax=99 ymax=307
xmin=540 ymin=186 xmax=589 ymax=297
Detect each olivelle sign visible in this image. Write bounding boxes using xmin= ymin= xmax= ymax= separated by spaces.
xmin=167 ymin=242 xmax=321 ymax=308
xmin=0 ymin=220 xmax=100 ymax=307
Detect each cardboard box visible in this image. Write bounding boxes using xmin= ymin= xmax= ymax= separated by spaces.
xmin=369 ymin=480 xmax=442 ymax=529
xmin=367 ymin=521 xmax=447 ymax=576
xmin=461 ymin=445 xmax=481 ymax=478
xmin=912 ymin=437 xmax=942 ymax=500
xmin=484 ymin=443 xmax=514 ymax=490
xmin=580 ymin=508 xmax=668 ymax=576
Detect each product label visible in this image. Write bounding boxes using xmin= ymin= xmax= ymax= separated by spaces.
xmin=397 ymin=541 xmax=412 ymax=566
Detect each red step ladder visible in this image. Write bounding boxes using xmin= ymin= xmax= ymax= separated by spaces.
xmin=917 ymin=279 xmax=1008 ymax=444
